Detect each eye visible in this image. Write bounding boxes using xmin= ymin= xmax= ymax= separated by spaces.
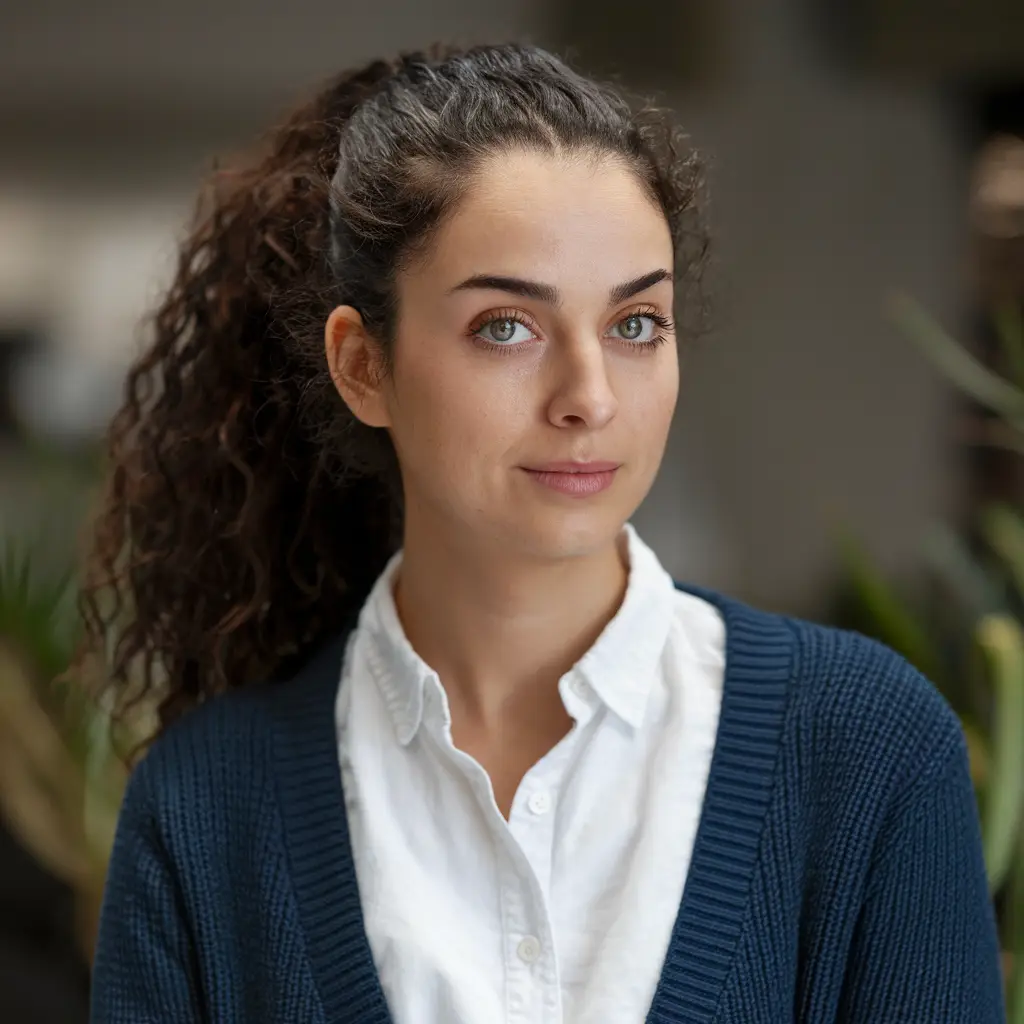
xmin=475 ymin=316 xmax=536 ymax=346
xmin=608 ymin=314 xmax=657 ymax=345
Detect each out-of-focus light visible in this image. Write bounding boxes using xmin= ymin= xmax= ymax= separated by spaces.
xmin=971 ymin=134 xmax=1024 ymax=241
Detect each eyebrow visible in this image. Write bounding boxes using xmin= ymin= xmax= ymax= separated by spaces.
xmin=448 ymin=268 xmax=672 ymax=307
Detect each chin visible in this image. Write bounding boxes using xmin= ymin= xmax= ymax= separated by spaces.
xmin=506 ymin=506 xmax=628 ymax=563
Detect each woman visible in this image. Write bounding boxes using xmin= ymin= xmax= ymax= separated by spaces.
xmin=85 ymin=42 xmax=1004 ymax=1023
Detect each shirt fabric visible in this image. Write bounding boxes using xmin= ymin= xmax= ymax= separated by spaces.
xmin=336 ymin=524 xmax=725 ymax=1023
xmin=89 ymin=545 xmax=1006 ymax=1023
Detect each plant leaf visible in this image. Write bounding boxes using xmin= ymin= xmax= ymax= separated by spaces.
xmin=0 ymin=535 xmax=78 ymax=682
xmin=888 ymin=291 xmax=1024 ymax=427
xmin=975 ymin=614 xmax=1024 ymax=894
xmin=982 ymin=505 xmax=1024 ymax=607
xmin=835 ymin=527 xmax=943 ymax=686
xmin=923 ymin=523 xmax=1005 ymax=620
xmin=994 ymin=299 xmax=1024 ymax=390
xmin=1010 ymin=951 xmax=1024 ymax=1024
xmin=0 ymin=643 xmax=89 ymax=884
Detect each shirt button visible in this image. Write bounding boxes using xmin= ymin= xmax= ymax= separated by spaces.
xmin=528 ymin=791 xmax=552 ymax=816
xmin=517 ymin=936 xmax=542 ymax=964
xmin=571 ymin=676 xmax=589 ymax=699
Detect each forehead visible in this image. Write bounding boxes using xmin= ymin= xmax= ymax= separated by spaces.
xmin=420 ymin=148 xmax=673 ymax=288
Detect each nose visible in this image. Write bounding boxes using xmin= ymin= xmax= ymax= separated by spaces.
xmin=545 ymin=337 xmax=618 ymax=430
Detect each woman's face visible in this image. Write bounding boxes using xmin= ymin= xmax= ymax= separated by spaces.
xmin=333 ymin=148 xmax=679 ymax=563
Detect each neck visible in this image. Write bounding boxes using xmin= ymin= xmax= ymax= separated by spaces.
xmin=393 ymin=514 xmax=629 ymax=728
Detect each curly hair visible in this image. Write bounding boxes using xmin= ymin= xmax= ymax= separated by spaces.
xmin=75 ymin=41 xmax=709 ymax=748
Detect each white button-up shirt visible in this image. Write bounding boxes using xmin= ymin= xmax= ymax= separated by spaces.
xmin=335 ymin=524 xmax=726 ymax=1023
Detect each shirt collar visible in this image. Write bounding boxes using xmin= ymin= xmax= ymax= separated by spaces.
xmin=357 ymin=522 xmax=677 ymax=744
xmin=358 ymin=549 xmax=434 ymax=746
xmin=570 ymin=523 xmax=676 ymax=729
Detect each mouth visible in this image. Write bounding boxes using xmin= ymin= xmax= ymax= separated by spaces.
xmin=519 ymin=461 xmax=621 ymax=497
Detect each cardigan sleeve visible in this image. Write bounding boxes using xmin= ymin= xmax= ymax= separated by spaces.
xmin=90 ymin=757 xmax=206 ymax=1023
xmin=836 ymin=731 xmax=1005 ymax=1022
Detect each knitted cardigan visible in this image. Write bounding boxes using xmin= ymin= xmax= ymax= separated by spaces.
xmin=89 ymin=582 xmax=1006 ymax=1022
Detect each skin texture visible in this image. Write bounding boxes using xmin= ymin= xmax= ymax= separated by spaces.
xmin=326 ymin=148 xmax=678 ymax=814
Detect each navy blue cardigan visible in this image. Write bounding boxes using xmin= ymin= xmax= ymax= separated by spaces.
xmin=90 ymin=583 xmax=1006 ymax=1022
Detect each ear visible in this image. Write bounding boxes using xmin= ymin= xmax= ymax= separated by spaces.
xmin=324 ymin=305 xmax=391 ymax=428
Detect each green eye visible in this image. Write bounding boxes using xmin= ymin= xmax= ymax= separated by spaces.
xmin=620 ymin=316 xmax=645 ymax=340
xmin=490 ymin=319 xmax=517 ymax=342
xmin=611 ymin=315 xmax=656 ymax=344
xmin=476 ymin=317 xmax=534 ymax=345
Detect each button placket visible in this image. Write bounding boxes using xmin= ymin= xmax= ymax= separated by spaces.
xmin=508 ymin=745 xmax=571 ymax=901
xmin=501 ymin=866 xmax=536 ymax=1022
xmin=501 ymin=740 xmax=574 ymax=1023
xmin=504 ymin=919 xmax=562 ymax=1023
xmin=500 ymin=853 xmax=564 ymax=1022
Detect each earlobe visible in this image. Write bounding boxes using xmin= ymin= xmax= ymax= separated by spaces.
xmin=324 ymin=305 xmax=391 ymax=429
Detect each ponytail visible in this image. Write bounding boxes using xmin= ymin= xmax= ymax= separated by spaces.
xmin=77 ymin=58 xmax=409 ymax=739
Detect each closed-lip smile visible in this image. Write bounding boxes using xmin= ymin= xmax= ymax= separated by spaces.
xmin=519 ymin=461 xmax=621 ymax=496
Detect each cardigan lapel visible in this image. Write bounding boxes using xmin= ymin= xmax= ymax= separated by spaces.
xmin=646 ymin=583 xmax=794 ymax=1022
xmin=268 ymin=584 xmax=795 ymax=1024
xmin=269 ymin=627 xmax=394 ymax=1024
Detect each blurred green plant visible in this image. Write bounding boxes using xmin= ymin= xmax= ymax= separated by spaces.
xmin=837 ymin=292 xmax=1024 ymax=1020
xmin=0 ymin=462 xmax=154 ymax=964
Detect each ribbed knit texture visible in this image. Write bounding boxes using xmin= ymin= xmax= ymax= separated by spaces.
xmin=90 ymin=583 xmax=1006 ymax=1023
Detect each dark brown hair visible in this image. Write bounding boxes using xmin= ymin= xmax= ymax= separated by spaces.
xmin=76 ymin=41 xmax=709 ymax=745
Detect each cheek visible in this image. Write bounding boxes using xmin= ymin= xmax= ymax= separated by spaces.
xmin=387 ymin=351 xmax=527 ymax=475
xmin=621 ymin=353 xmax=679 ymax=442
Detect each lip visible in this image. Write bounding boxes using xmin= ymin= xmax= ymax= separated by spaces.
xmin=523 ymin=460 xmax=622 ymax=473
xmin=519 ymin=461 xmax=621 ymax=497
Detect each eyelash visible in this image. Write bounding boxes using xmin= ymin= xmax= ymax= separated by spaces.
xmin=467 ymin=305 xmax=676 ymax=355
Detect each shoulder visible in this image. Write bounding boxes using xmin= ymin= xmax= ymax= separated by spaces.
xmin=680 ymin=582 xmax=966 ymax=807
xmin=782 ymin=613 xmax=964 ymax=781
xmin=126 ymin=681 xmax=278 ymax=823
xmin=774 ymin=607 xmax=968 ymax=828
xmin=125 ymin=631 xmax=350 ymax=822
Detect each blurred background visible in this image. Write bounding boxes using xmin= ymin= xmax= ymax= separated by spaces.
xmin=1 ymin=0 xmax=1023 ymax=1019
